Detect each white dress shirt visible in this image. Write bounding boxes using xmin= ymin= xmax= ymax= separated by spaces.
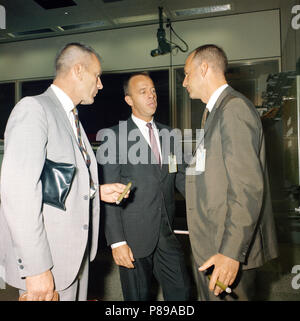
xmin=51 ymin=84 xmax=90 ymax=154
xmin=131 ymin=113 xmax=162 ymax=159
xmin=50 ymin=84 xmax=96 ymax=198
xmin=111 ymin=114 xmax=162 ymax=249
xmin=51 ymin=84 xmax=77 ymax=136
xmin=206 ymin=84 xmax=228 ymax=112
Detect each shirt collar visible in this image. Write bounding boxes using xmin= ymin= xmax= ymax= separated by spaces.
xmin=131 ymin=114 xmax=155 ymax=128
xmin=206 ymin=84 xmax=229 ymax=112
xmin=51 ymin=84 xmax=75 ymax=114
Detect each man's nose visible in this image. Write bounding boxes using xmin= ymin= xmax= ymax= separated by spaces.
xmin=97 ymin=77 xmax=103 ymax=90
xmin=183 ymin=76 xmax=187 ymax=88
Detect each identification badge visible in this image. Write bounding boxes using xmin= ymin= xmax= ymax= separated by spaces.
xmin=196 ymin=148 xmax=206 ymax=172
xmin=168 ymin=154 xmax=177 ymax=173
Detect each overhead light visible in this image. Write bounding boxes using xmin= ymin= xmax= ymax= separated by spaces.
xmin=113 ymin=13 xmax=165 ymax=25
xmin=174 ymin=4 xmax=232 ymax=17
xmin=33 ymin=0 xmax=77 ymax=10
xmin=103 ymin=0 xmax=124 ymax=2
xmin=60 ymin=21 xmax=108 ymax=31
xmin=9 ymin=28 xmax=54 ymax=37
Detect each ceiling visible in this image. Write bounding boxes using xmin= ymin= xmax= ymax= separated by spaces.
xmin=0 ymin=0 xmax=281 ymax=44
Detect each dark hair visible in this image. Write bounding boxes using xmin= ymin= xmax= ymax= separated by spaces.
xmin=55 ymin=42 xmax=101 ymax=76
xmin=193 ymin=44 xmax=228 ymax=73
xmin=123 ymin=71 xmax=151 ymax=96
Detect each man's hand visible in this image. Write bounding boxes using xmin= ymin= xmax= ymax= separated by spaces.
xmin=199 ymin=253 xmax=239 ymax=296
xmin=25 ymin=270 xmax=54 ymax=301
xmin=100 ymin=183 xmax=130 ymax=203
xmin=112 ymin=244 xmax=135 ymax=269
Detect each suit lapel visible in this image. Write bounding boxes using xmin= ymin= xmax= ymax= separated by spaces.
xmin=128 ymin=117 xmax=161 ymax=176
xmin=193 ymin=86 xmax=233 ymax=155
xmin=155 ymin=121 xmax=169 ymax=178
xmin=45 ymin=87 xmax=77 ymax=142
xmin=45 ymin=87 xmax=88 ymax=167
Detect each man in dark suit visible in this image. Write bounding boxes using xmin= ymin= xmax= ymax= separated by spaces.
xmin=183 ymin=44 xmax=278 ymax=300
xmin=97 ymin=72 xmax=190 ymax=301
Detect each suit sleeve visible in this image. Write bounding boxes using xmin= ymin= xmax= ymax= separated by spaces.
xmin=172 ymin=127 xmax=186 ymax=197
xmin=0 ymin=97 xmax=53 ymax=278
xmin=97 ymin=128 xmax=126 ymax=246
xmin=218 ymin=98 xmax=264 ymax=263
xmin=175 ymin=156 xmax=186 ymax=198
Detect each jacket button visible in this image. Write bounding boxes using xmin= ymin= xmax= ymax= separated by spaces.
xmin=83 ymin=195 xmax=88 ymax=200
xmin=19 ymin=265 xmax=24 ymax=270
xmin=18 ymin=259 xmax=22 ymax=263
xmin=83 ymin=224 xmax=89 ymax=230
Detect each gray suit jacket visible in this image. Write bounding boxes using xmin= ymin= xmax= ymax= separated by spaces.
xmin=0 ymin=87 xmax=100 ymax=291
xmin=186 ymin=86 xmax=278 ymax=270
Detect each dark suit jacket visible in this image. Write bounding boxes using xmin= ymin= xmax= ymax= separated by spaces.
xmin=186 ymin=86 xmax=278 ymax=270
xmin=97 ymin=117 xmax=185 ymax=258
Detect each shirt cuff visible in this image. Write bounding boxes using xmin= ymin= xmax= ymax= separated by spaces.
xmin=111 ymin=241 xmax=127 ymax=249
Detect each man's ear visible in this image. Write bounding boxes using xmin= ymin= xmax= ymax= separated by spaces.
xmin=124 ymin=95 xmax=133 ymax=107
xmin=73 ymin=63 xmax=84 ymax=80
xmin=200 ymin=61 xmax=208 ymax=78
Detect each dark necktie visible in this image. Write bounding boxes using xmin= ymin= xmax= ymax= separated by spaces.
xmin=146 ymin=122 xmax=161 ymax=166
xmin=72 ymin=108 xmax=96 ymax=197
xmin=201 ymin=107 xmax=209 ymax=129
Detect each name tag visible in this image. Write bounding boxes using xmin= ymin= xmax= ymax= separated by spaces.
xmin=168 ymin=154 xmax=177 ymax=173
xmin=196 ymin=148 xmax=206 ymax=172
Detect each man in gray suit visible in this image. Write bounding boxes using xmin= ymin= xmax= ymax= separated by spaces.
xmin=183 ymin=44 xmax=278 ymax=300
xmin=0 ymin=43 xmax=128 ymax=301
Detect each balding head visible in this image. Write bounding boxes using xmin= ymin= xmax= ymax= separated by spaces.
xmin=183 ymin=44 xmax=228 ymax=103
xmin=53 ymin=42 xmax=103 ymax=106
xmin=192 ymin=44 xmax=228 ymax=75
xmin=54 ymin=42 xmax=101 ymax=77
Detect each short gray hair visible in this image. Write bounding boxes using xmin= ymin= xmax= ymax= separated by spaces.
xmin=192 ymin=44 xmax=228 ymax=74
xmin=54 ymin=42 xmax=101 ymax=76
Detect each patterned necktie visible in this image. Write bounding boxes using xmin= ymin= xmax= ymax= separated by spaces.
xmin=72 ymin=108 xmax=91 ymax=168
xmin=72 ymin=108 xmax=96 ymax=198
xmin=201 ymin=107 xmax=209 ymax=129
xmin=146 ymin=122 xmax=161 ymax=166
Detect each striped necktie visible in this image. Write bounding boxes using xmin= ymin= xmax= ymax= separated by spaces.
xmin=146 ymin=122 xmax=161 ymax=166
xmin=72 ymin=108 xmax=91 ymax=167
xmin=201 ymin=107 xmax=209 ymax=129
xmin=72 ymin=108 xmax=96 ymax=198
